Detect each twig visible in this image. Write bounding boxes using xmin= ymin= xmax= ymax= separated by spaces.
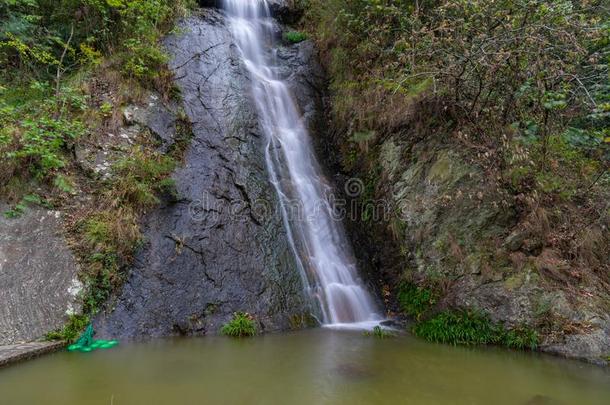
xmin=55 ymin=23 xmax=74 ymax=100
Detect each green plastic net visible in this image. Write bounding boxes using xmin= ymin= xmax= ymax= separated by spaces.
xmin=67 ymin=325 xmax=118 ymax=352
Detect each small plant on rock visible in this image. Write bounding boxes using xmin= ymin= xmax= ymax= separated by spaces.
xmin=283 ymin=31 xmax=307 ymax=44
xmin=45 ymin=314 xmax=90 ymax=343
xmin=221 ymin=312 xmax=257 ymax=337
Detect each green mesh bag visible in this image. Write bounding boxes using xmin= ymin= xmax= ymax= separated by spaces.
xmin=67 ymin=324 xmax=118 ymax=352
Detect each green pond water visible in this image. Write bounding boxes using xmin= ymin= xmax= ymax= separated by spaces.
xmin=1 ymin=329 xmax=609 ymax=405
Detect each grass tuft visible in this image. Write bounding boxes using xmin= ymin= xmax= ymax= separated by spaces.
xmin=220 ymin=312 xmax=257 ymax=337
xmin=283 ymin=31 xmax=308 ymax=44
xmin=412 ymin=310 xmax=538 ymax=350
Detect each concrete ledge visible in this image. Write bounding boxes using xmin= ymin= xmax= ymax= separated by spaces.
xmin=0 ymin=341 xmax=65 ymax=368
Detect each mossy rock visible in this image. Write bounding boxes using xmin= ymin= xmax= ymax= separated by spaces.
xmin=426 ymin=150 xmax=470 ymax=187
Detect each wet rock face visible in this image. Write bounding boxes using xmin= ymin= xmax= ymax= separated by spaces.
xmin=276 ymin=40 xmax=326 ymax=129
xmin=94 ymin=10 xmax=313 ymax=339
xmin=0 ymin=206 xmax=82 ymax=344
xmin=75 ymin=93 xmax=178 ymax=179
xmin=198 ymin=0 xmax=302 ymax=23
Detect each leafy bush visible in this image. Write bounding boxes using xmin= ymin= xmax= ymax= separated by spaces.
xmin=502 ymin=326 xmax=539 ymax=351
xmin=413 ymin=310 xmax=538 ymax=350
xmin=0 ymin=82 xmax=88 ymax=192
xmin=413 ymin=310 xmax=501 ymax=346
xmin=283 ymin=31 xmax=308 ymax=44
xmin=8 ymin=117 xmax=84 ymax=179
xmin=45 ymin=314 xmax=90 ymax=342
xmin=306 ymin=0 xmax=609 ymax=194
xmin=0 ymin=0 xmax=195 ymax=84
xmin=364 ymin=325 xmax=396 ymax=338
xmin=221 ymin=312 xmax=257 ymax=337
xmin=397 ymin=282 xmax=437 ymax=320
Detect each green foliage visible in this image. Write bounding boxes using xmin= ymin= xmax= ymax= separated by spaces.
xmin=8 ymin=117 xmax=84 ymax=178
xmin=111 ymin=149 xmax=177 ymax=209
xmin=45 ymin=314 xmax=90 ymax=342
xmin=305 ymin=0 xmax=609 ymax=199
xmin=53 ymin=173 xmax=75 ymax=193
xmin=397 ymin=282 xmax=437 ymax=320
xmin=363 ymin=325 xmax=396 ymax=338
xmin=78 ymin=208 xmax=140 ymax=314
xmin=412 ymin=310 xmax=538 ymax=350
xmin=502 ymin=326 xmax=539 ymax=351
xmin=283 ymin=31 xmax=308 ymax=44
xmin=413 ymin=310 xmax=501 ymax=346
xmin=74 ymin=148 xmax=177 ymax=314
xmin=3 ymin=193 xmax=51 ymax=218
xmin=0 ymin=83 xmax=88 ymax=190
xmin=221 ymin=312 xmax=257 ymax=337
xmin=0 ymin=0 xmax=195 ymax=84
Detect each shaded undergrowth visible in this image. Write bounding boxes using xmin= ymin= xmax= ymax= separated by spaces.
xmin=398 ymin=282 xmax=538 ymax=350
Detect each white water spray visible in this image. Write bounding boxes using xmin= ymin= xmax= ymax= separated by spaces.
xmin=223 ymin=0 xmax=381 ymax=326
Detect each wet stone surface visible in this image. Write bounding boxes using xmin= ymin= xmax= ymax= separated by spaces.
xmin=94 ymin=10 xmax=320 ymax=339
xmin=0 ymin=342 xmax=65 ymax=368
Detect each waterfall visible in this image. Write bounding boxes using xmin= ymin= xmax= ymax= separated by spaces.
xmin=223 ymin=0 xmax=381 ymax=326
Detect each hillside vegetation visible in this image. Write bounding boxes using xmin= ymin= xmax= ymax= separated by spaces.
xmin=0 ymin=0 xmax=195 ymax=336
xmin=303 ymin=0 xmax=609 ymax=360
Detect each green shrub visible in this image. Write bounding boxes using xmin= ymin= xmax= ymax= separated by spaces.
xmin=110 ymin=149 xmax=177 ymax=209
xmin=45 ymin=314 xmax=90 ymax=342
xmin=0 ymin=0 xmax=195 ymax=84
xmin=412 ymin=310 xmax=538 ymax=350
xmin=283 ymin=31 xmax=308 ymax=44
xmin=305 ymin=0 xmax=609 ymax=200
xmin=7 ymin=117 xmax=84 ymax=180
xmin=78 ymin=208 xmax=141 ymax=314
xmin=502 ymin=326 xmax=539 ymax=350
xmin=397 ymin=282 xmax=437 ymax=319
xmin=221 ymin=312 xmax=257 ymax=337
xmin=413 ymin=310 xmax=501 ymax=346
xmin=363 ymin=325 xmax=396 ymax=338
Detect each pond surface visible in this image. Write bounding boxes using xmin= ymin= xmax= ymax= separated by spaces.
xmin=1 ymin=329 xmax=609 ymax=405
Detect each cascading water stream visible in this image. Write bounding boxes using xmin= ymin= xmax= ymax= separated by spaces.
xmin=223 ymin=0 xmax=381 ymax=326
